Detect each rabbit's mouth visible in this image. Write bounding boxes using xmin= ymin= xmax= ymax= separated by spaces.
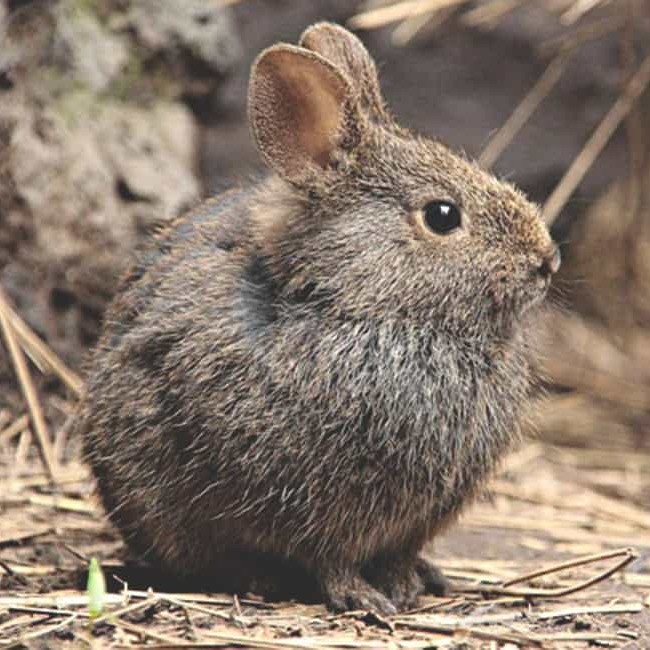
xmin=498 ymin=274 xmax=552 ymax=323
xmin=536 ymin=271 xmax=553 ymax=295
xmin=517 ymin=250 xmax=557 ymax=311
xmin=520 ymin=275 xmax=552 ymax=312
xmin=489 ymin=266 xmax=552 ymax=318
xmin=515 ymin=244 xmax=560 ymax=313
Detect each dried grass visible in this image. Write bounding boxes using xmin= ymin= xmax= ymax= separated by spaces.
xmin=1 ymin=438 xmax=648 ymax=647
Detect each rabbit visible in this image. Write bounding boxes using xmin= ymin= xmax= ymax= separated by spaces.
xmin=77 ymin=22 xmax=560 ymax=614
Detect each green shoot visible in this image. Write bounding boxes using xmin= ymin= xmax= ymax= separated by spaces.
xmin=86 ymin=557 xmax=106 ymax=618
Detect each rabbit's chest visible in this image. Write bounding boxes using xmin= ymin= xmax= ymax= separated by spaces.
xmin=259 ymin=319 xmax=527 ymax=531
xmin=336 ymin=356 xmax=524 ymax=528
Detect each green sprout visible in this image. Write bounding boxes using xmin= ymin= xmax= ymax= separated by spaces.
xmin=86 ymin=557 xmax=106 ymax=618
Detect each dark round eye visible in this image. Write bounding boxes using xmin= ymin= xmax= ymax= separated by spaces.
xmin=422 ymin=200 xmax=461 ymax=234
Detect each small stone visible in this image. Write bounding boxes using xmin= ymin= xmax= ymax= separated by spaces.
xmin=573 ymin=617 xmax=591 ymax=631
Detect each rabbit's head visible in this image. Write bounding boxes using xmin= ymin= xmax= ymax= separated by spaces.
xmin=248 ymin=23 xmax=559 ymax=338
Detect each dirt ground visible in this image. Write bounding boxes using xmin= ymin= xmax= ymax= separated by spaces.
xmin=1 ymin=428 xmax=649 ymax=648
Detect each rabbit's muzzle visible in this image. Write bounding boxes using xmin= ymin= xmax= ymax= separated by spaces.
xmin=532 ymin=244 xmax=561 ymax=295
xmin=536 ymin=245 xmax=561 ymax=280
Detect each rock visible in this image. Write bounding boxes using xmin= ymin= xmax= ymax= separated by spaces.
xmin=126 ymin=0 xmax=241 ymax=78
xmin=0 ymin=0 xmax=240 ymax=367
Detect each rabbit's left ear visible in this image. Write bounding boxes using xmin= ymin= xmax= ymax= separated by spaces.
xmin=248 ymin=44 xmax=359 ymax=184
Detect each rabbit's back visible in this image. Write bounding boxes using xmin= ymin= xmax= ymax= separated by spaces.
xmin=80 ymin=189 xmax=265 ymax=566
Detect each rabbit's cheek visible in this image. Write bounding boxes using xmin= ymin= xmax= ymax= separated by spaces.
xmin=485 ymin=276 xmax=510 ymax=310
xmin=486 ymin=266 xmax=511 ymax=305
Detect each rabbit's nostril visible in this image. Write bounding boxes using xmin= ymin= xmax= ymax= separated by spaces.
xmin=538 ymin=246 xmax=561 ymax=278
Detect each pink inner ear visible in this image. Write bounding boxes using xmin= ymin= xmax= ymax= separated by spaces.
xmin=288 ymin=67 xmax=344 ymax=168
xmin=249 ymin=46 xmax=351 ymax=181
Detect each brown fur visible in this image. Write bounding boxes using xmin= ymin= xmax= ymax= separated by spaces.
xmin=76 ymin=23 xmax=559 ymax=614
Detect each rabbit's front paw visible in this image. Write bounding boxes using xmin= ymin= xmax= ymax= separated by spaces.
xmin=319 ymin=568 xmax=397 ymax=615
xmin=363 ymin=556 xmax=424 ymax=611
xmin=416 ymin=556 xmax=450 ymax=596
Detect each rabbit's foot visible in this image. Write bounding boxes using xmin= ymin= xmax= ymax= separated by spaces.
xmin=416 ymin=556 xmax=450 ymax=596
xmin=319 ymin=567 xmax=397 ymax=615
xmin=363 ymin=555 xmax=424 ymax=611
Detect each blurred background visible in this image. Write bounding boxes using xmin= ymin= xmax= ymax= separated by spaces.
xmin=1 ymin=0 xmax=650 ymax=490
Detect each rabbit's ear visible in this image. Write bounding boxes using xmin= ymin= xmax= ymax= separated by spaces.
xmin=299 ymin=23 xmax=389 ymax=124
xmin=248 ymin=44 xmax=358 ymax=183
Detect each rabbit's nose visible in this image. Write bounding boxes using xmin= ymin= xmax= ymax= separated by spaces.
xmin=537 ymin=245 xmax=561 ymax=278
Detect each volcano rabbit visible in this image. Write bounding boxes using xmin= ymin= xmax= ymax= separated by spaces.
xmin=78 ymin=23 xmax=560 ymax=614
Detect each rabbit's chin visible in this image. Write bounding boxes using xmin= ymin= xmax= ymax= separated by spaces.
xmin=488 ymin=283 xmax=549 ymax=337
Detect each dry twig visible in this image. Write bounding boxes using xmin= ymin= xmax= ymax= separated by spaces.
xmin=348 ymin=0 xmax=468 ymax=30
xmin=480 ymin=54 xmax=570 ymax=169
xmin=0 ymin=287 xmax=58 ymax=483
xmin=1 ymin=290 xmax=84 ymax=397
xmin=543 ymin=52 xmax=650 ymax=224
xmin=502 ymin=546 xmax=636 ymax=590
xmin=461 ymin=0 xmax=531 ymax=27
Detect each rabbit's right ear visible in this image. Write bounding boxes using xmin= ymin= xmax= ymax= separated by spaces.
xmin=248 ymin=44 xmax=358 ymax=184
xmin=299 ymin=23 xmax=389 ymax=124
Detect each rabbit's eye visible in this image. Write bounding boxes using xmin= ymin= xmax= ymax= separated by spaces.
xmin=422 ymin=201 xmax=461 ymax=234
